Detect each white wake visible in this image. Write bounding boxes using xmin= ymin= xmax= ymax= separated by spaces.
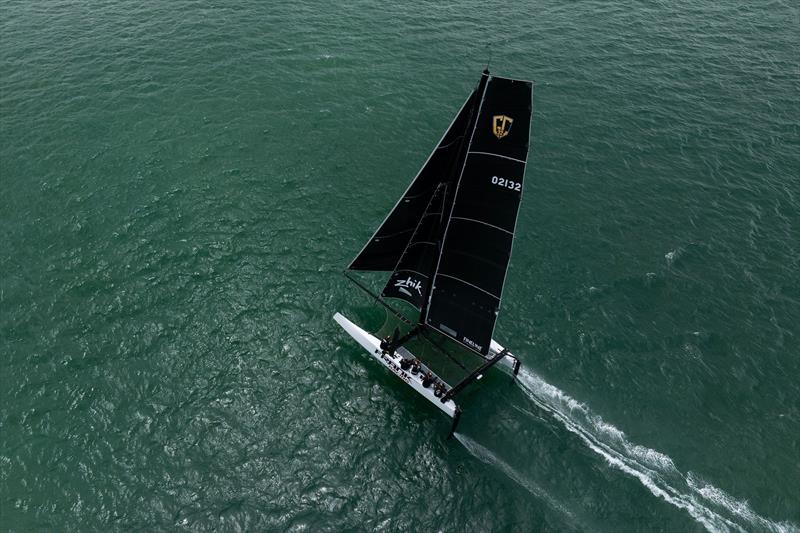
xmin=507 ymin=367 xmax=798 ymax=533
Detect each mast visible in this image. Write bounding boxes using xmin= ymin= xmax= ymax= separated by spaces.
xmin=416 ymin=184 xmax=445 ymax=325
xmin=419 ymin=70 xmax=492 ymax=325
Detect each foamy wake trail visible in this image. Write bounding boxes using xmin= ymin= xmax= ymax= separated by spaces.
xmin=513 ymin=368 xmax=798 ymax=533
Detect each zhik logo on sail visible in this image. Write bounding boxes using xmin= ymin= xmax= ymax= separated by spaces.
xmin=492 ymin=115 xmax=513 ymax=139
xmin=395 ymin=276 xmax=423 ymax=297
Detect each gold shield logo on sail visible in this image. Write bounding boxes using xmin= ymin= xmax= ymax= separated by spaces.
xmin=492 ymin=115 xmax=513 ymax=139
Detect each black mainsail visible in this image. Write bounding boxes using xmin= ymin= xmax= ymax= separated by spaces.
xmin=346 ymin=71 xmax=533 ymax=358
xmin=425 ymin=75 xmax=533 ymax=355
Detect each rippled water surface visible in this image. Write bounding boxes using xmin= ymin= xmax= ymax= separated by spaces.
xmin=2 ymin=1 xmax=798 ymax=531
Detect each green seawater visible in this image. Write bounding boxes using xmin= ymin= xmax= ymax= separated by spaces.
xmin=1 ymin=1 xmax=799 ymax=531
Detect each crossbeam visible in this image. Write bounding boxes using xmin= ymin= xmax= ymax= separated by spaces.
xmin=440 ymin=348 xmax=508 ymax=403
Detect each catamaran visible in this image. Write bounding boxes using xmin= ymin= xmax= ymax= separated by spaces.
xmin=334 ymin=69 xmax=533 ymax=435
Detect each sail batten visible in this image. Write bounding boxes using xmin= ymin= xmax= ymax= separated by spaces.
xmin=468 ymin=150 xmax=527 ymax=164
xmin=436 ymin=273 xmax=501 ymax=300
xmin=449 ymin=216 xmax=514 ymax=236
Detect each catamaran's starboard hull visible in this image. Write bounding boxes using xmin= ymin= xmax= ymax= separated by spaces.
xmin=488 ymin=339 xmax=520 ymax=373
xmin=333 ymin=313 xmax=458 ymax=418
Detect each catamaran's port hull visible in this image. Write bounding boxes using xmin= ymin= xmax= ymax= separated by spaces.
xmin=334 ymin=312 xmax=458 ymax=418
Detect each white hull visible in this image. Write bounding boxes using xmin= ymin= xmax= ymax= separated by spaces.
xmin=334 ymin=313 xmax=458 ymax=417
xmin=489 ymin=339 xmax=519 ymax=373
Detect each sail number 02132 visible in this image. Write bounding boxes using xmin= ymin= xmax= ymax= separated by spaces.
xmin=491 ymin=175 xmax=522 ymax=192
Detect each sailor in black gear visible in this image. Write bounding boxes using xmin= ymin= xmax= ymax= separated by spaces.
xmin=433 ymin=382 xmax=445 ymax=398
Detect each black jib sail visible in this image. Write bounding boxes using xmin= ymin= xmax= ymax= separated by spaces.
xmin=348 ymin=91 xmax=476 ymax=272
xmin=424 ymin=75 xmax=533 ymax=355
